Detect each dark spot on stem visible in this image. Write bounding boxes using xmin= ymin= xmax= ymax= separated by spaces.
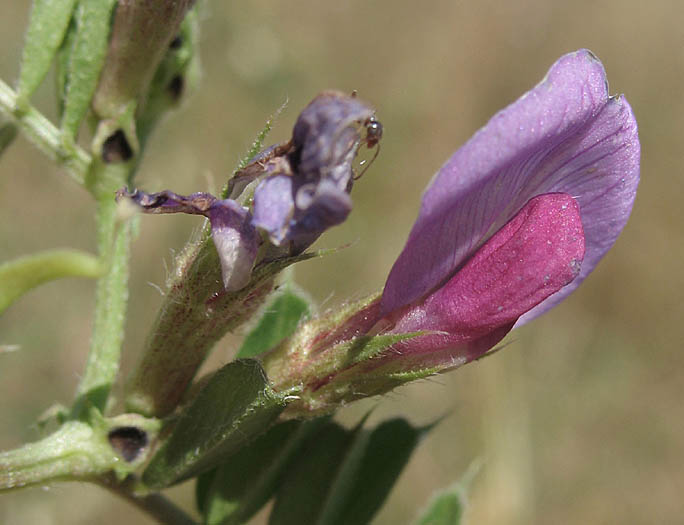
xmin=102 ymin=129 xmax=133 ymax=163
xmin=108 ymin=426 xmax=148 ymax=462
xmin=169 ymin=34 xmax=183 ymax=49
xmin=167 ymin=75 xmax=184 ymax=101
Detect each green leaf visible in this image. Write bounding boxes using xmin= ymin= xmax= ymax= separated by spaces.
xmin=198 ymin=418 xmax=327 ymax=525
xmin=412 ymin=461 xmax=481 ymax=525
xmin=268 ymin=421 xmax=353 ymax=525
xmin=143 ymin=360 xmax=290 ymax=489
xmin=269 ymin=417 xmax=429 ymax=525
xmin=55 ymin=14 xmax=78 ymax=119
xmin=236 ymin=285 xmax=311 ymax=359
xmin=222 ymin=100 xmax=289 ymax=199
xmin=60 ymin=0 xmax=117 ymax=140
xmin=347 ymin=332 xmax=426 ymax=365
xmin=0 ymin=120 xmax=17 ymax=157
xmin=413 ymin=489 xmax=464 ymax=525
xmin=320 ymin=419 xmax=427 ymax=525
xmin=16 ymin=0 xmax=78 ymax=102
xmin=0 ymin=249 xmax=102 ymax=314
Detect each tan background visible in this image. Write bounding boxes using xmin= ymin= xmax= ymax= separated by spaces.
xmin=0 ymin=1 xmax=681 ymax=523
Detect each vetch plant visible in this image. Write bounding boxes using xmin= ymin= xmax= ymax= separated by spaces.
xmin=262 ymin=50 xmax=640 ymax=417
xmin=0 ymin=2 xmax=639 ymax=524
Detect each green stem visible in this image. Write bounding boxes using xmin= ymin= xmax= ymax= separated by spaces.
xmin=0 ymin=421 xmax=118 ymax=491
xmin=73 ymin=165 xmax=133 ymax=417
xmin=0 ymin=77 xmax=90 ymax=184
xmin=124 ymin=237 xmax=277 ymax=417
xmin=0 ymin=249 xmax=103 ymax=314
xmin=0 ymin=419 xmax=195 ymax=524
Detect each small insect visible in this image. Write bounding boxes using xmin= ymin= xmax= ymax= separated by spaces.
xmin=364 ymin=116 xmax=383 ymax=148
xmin=350 ymin=89 xmax=383 ymax=146
xmin=354 ymin=115 xmax=383 ymax=180
xmin=351 ymin=89 xmax=383 ymax=146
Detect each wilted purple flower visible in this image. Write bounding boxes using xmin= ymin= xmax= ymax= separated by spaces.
xmin=252 ymin=91 xmax=377 ymax=252
xmin=263 ymin=50 xmax=640 ymax=415
xmin=116 ymin=189 xmax=259 ymax=291
xmin=119 ymin=92 xmax=379 ymax=292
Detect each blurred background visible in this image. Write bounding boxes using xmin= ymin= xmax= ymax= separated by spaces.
xmin=0 ymin=1 xmax=681 ymax=523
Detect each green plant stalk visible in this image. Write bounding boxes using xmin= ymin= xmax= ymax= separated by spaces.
xmin=124 ymin=244 xmax=315 ymax=418
xmin=0 ymin=421 xmax=118 ymax=491
xmin=124 ymin=239 xmax=276 ymax=417
xmin=0 ymin=249 xmax=102 ymax=314
xmin=0 ymin=77 xmax=90 ymax=184
xmin=73 ymin=164 xmax=133 ymax=417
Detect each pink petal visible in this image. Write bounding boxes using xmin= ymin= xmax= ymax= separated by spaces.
xmin=381 ymin=50 xmax=639 ymax=322
xmin=390 ymin=193 xmax=585 ymax=356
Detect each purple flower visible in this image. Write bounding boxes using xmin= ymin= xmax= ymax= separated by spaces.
xmin=383 ymin=192 xmax=585 ymax=368
xmin=116 ymin=189 xmax=259 ymax=291
xmin=261 ymin=51 xmax=639 ymax=417
xmin=377 ymin=49 xmax=639 ymax=365
xmin=252 ymin=91 xmax=376 ymax=253
xmin=260 ymin=50 xmax=640 ymax=419
xmin=117 ymin=91 xmax=381 ymax=292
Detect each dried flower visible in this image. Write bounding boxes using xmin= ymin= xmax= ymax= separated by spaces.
xmin=118 ymin=91 xmax=379 ymax=290
xmin=252 ymin=91 xmax=377 ymax=252
xmin=116 ymin=189 xmax=259 ymax=291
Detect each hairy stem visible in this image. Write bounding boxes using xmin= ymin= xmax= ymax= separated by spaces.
xmin=0 ymin=421 xmax=118 ymax=492
xmin=0 ymin=77 xmax=90 ymax=184
xmin=73 ymin=164 xmax=133 ymax=417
